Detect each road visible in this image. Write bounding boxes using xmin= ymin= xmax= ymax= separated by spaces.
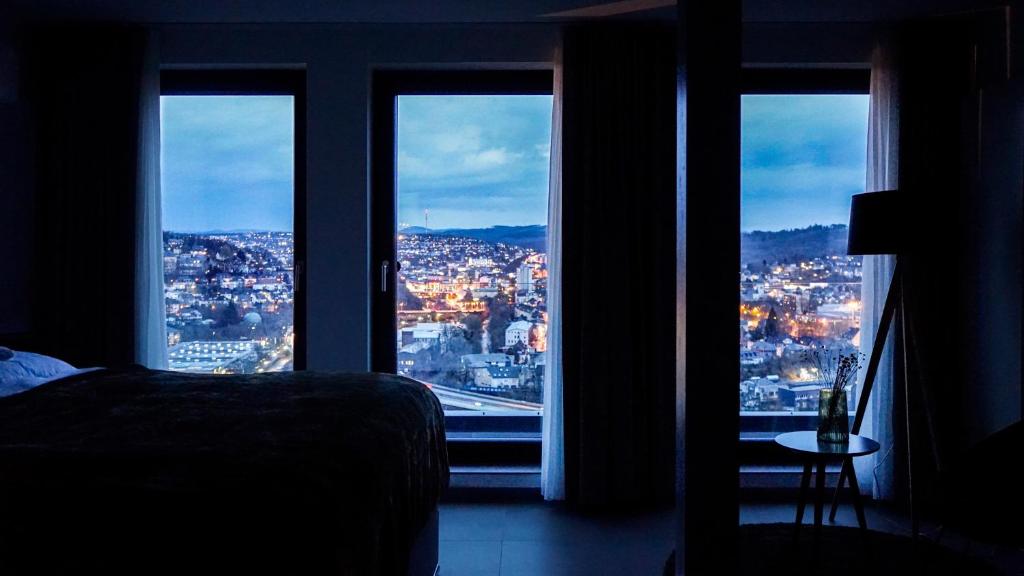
xmin=427 ymin=383 xmax=543 ymax=413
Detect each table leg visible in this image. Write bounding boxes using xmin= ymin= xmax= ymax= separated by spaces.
xmin=794 ymin=459 xmax=811 ymax=541
xmin=829 ymin=458 xmax=849 ymax=523
xmin=814 ymin=459 xmax=826 ymax=532
xmin=796 ymin=462 xmax=813 ymax=528
xmin=846 ymin=459 xmax=868 ymax=530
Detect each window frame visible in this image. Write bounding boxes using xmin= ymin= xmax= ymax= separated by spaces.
xmin=370 ymin=70 xmax=553 ymax=454
xmin=738 ymin=67 xmax=870 ymax=451
xmin=160 ymin=69 xmax=308 ymax=371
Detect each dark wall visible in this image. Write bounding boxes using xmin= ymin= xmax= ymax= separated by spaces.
xmin=743 ymin=22 xmax=877 ymax=65
xmin=678 ymin=1 xmax=742 ymax=572
xmin=964 ymin=78 xmax=1024 ymax=442
xmin=0 ymin=23 xmax=32 ymax=335
xmin=959 ymin=13 xmax=1024 ymax=443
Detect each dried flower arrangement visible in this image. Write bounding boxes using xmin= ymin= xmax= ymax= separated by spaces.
xmin=805 ymin=347 xmax=863 ymax=443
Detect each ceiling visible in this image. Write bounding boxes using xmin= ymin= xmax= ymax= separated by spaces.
xmin=7 ymin=0 xmax=1011 ymax=24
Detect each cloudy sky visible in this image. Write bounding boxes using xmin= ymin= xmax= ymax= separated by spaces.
xmin=397 ymin=95 xmax=553 ymax=230
xmin=161 ymin=95 xmax=294 ymax=232
xmin=161 ymin=93 xmax=867 ymax=234
xmin=742 ymin=94 xmax=869 ymax=232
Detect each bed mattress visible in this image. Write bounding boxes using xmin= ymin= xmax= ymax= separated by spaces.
xmin=0 ymin=366 xmax=448 ymax=575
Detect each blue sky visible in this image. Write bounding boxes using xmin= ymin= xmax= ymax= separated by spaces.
xmin=161 ymin=95 xmax=294 ymax=232
xmin=742 ymin=94 xmax=869 ymax=232
xmin=398 ymin=95 xmax=553 ymax=230
xmin=160 ymin=93 xmax=867 ymax=234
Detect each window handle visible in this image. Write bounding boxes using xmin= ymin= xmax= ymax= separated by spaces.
xmin=381 ymin=260 xmax=390 ymax=293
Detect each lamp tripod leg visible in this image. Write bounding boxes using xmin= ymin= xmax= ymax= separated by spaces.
xmin=899 ymin=278 xmax=918 ymax=540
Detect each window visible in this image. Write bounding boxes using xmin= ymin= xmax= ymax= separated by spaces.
xmin=396 ymin=94 xmax=552 ymax=411
xmin=372 ymin=72 xmax=552 ymax=446
xmin=160 ymin=71 xmax=306 ymax=374
xmin=739 ymin=70 xmax=869 ymax=439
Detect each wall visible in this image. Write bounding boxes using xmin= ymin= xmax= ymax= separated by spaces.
xmin=743 ymin=22 xmax=877 ymax=65
xmin=959 ymin=8 xmax=1024 ymax=442
xmin=964 ymin=77 xmax=1024 ymax=444
xmin=160 ymin=23 xmax=560 ymax=371
xmin=0 ymin=22 xmax=32 ymax=335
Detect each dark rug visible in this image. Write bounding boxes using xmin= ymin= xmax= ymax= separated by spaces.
xmin=663 ymin=523 xmax=1001 ymax=576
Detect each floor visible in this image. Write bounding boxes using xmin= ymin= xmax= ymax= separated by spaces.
xmin=439 ymin=498 xmax=1024 ymax=576
xmin=439 ymin=499 xmax=673 ymax=576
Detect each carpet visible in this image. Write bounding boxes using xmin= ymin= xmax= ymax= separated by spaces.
xmin=663 ymin=523 xmax=1001 ymax=575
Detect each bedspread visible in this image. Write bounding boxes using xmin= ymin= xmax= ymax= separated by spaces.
xmin=0 ymin=367 xmax=448 ymax=575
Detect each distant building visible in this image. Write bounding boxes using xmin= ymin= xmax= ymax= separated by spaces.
xmin=516 ymin=264 xmax=535 ymax=293
xmin=168 ymin=340 xmax=257 ymax=373
xmin=400 ymin=322 xmax=447 ymax=347
xmin=749 ymin=340 xmax=779 ymax=360
xmin=505 ymin=320 xmax=532 ymax=347
xmin=461 ymin=353 xmax=512 ymax=369
xmin=471 ymin=287 xmax=501 ymax=300
xmin=740 ymin=349 xmax=764 ymax=366
xmin=398 ymin=341 xmax=432 ymax=373
xmin=474 ymin=364 xmax=521 ymax=388
xmin=778 ymin=382 xmax=834 ymax=412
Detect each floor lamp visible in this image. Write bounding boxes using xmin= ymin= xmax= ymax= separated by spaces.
xmin=829 ymin=190 xmax=923 ymax=538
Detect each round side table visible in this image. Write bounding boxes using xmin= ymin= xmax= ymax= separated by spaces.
xmin=774 ymin=431 xmax=880 ymax=536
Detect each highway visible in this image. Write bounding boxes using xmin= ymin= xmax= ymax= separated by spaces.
xmin=425 ymin=382 xmax=543 ymax=413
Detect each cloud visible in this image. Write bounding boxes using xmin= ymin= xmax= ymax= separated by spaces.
xmin=161 ymin=95 xmax=294 ymax=232
xmin=741 ymin=94 xmax=869 ymax=231
xmin=396 ymin=95 xmax=553 ymax=212
xmin=398 ymin=146 xmax=522 ymax=182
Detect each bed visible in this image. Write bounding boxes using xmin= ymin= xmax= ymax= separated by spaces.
xmin=0 ymin=356 xmax=448 ymax=575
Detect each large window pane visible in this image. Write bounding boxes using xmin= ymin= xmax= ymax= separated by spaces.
xmin=740 ymin=94 xmax=869 ymax=433
xmin=161 ymin=95 xmax=295 ymax=374
xmin=396 ymin=95 xmax=553 ymax=414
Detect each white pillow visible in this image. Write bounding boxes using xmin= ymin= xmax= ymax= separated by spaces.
xmin=0 ymin=350 xmax=76 ymax=380
xmin=0 ymin=351 xmax=79 ymax=398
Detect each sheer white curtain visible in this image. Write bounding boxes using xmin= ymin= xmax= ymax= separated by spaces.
xmin=134 ymin=30 xmax=167 ymax=369
xmin=854 ymin=42 xmax=899 ymax=498
xmin=541 ymin=47 xmax=565 ymax=501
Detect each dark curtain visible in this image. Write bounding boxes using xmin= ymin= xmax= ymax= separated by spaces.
xmin=896 ymin=10 xmax=1015 ymax=517
xmin=27 ymin=26 xmax=147 ymax=367
xmin=561 ymin=25 xmax=676 ymax=511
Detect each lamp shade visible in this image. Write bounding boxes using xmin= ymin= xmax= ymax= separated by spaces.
xmin=847 ymin=190 xmax=903 ymax=255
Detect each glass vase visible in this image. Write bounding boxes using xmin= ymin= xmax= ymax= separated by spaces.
xmin=817 ymin=389 xmax=849 ymax=443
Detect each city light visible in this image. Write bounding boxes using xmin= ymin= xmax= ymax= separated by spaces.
xmin=396 ymin=230 xmax=548 ymax=408
xmin=163 ymin=231 xmax=295 ymax=374
xmin=741 ymin=251 xmax=863 ymax=412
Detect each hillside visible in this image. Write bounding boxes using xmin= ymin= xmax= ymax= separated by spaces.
xmin=400 ymin=224 xmax=547 ymax=251
xmin=741 ymin=224 xmax=849 ymax=267
xmin=398 ymin=223 xmax=846 ymax=262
